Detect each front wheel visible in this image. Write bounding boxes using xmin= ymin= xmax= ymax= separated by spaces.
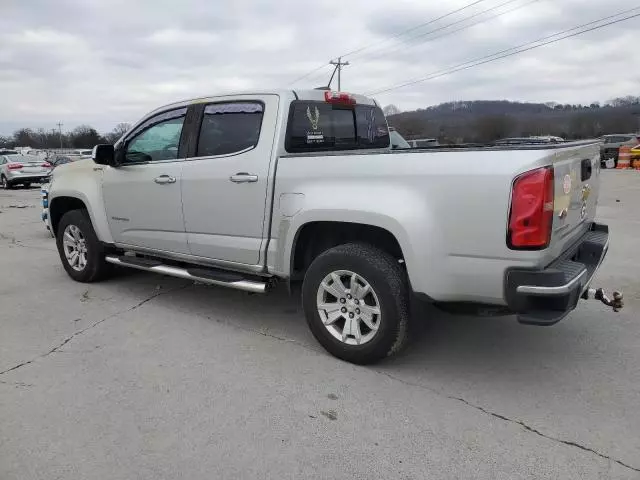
xmin=56 ymin=209 xmax=111 ymax=282
xmin=302 ymin=243 xmax=409 ymax=364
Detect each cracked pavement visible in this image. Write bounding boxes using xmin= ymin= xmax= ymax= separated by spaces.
xmin=1 ymin=173 xmax=640 ymax=479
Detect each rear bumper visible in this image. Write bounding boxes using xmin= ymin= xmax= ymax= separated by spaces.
xmin=504 ymin=223 xmax=609 ymax=326
xmin=6 ymin=174 xmax=49 ymax=183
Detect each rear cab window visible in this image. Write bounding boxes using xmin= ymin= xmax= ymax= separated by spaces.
xmin=285 ymin=96 xmax=389 ymax=153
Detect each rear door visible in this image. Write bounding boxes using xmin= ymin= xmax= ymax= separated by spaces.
xmin=180 ymin=95 xmax=279 ymax=266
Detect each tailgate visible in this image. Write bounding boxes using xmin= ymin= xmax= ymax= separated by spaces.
xmin=550 ymin=144 xmax=600 ymax=254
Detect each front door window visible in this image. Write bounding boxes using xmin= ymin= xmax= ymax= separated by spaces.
xmin=124 ymin=108 xmax=187 ymax=163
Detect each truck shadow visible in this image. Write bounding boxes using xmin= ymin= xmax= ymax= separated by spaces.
xmin=120 ymin=271 xmax=605 ymax=380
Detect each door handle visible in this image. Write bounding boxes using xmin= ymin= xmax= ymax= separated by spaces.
xmin=229 ymin=172 xmax=258 ymax=183
xmin=154 ymin=175 xmax=176 ymax=185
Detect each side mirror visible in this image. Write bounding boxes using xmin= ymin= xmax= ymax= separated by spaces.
xmin=114 ymin=146 xmax=126 ymax=166
xmin=92 ymin=144 xmax=115 ymax=166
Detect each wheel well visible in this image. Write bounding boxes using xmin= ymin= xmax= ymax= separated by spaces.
xmin=50 ymin=197 xmax=88 ymax=235
xmin=291 ymin=222 xmax=404 ymax=278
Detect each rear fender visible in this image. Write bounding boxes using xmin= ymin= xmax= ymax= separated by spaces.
xmin=272 ymin=184 xmax=444 ymax=295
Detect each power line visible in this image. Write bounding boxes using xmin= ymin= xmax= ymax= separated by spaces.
xmin=296 ymin=0 xmax=526 ymax=88
xmin=348 ymin=0 xmax=522 ymax=62
xmin=287 ymin=64 xmax=332 ymax=87
xmin=292 ymin=0 xmax=537 ymax=88
xmin=351 ymin=0 xmax=539 ymax=64
xmin=287 ymin=0 xmax=488 ymax=86
xmin=340 ymin=0 xmax=488 ymax=58
xmin=367 ymin=8 xmax=640 ymax=96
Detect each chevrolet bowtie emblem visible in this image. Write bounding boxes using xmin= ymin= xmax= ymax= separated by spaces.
xmin=581 ymin=184 xmax=592 ymax=201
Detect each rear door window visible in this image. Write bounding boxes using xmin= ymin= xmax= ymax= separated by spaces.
xmin=285 ymin=101 xmax=389 ymax=153
xmin=196 ymin=102 xmax=264 ymax=157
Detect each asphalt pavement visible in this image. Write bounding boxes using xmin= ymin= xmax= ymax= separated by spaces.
xmin=1 ymin=171 xmax=639 ymax=479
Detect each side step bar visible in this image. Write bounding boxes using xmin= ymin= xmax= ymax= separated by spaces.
xmin=104 ymin=255 xmax=268 ymax=294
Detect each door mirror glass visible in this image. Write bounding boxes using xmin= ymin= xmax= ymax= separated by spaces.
xmin=92 ymin=144 xmax=115 ymax=166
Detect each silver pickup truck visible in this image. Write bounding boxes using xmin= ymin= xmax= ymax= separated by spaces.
xmin=47 ymin=89 xmax=614 ymax=364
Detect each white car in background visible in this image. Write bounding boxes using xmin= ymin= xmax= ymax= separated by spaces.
xmin=71 ymin=149 xmax=94 ymax=160
xmin=0 ymin=153 xmax=52 ymax=188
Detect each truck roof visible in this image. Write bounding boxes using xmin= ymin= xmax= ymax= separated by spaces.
xmin=146 ymin=89 xmax=377 ymax=118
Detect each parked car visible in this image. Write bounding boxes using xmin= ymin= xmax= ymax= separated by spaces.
xmin=41 ymin=156 xmax=76 ymax=183
xmin=600 ymin=134 xmax=640 ymax=167
xmin=0 ymin=154 xmax=52 ymax=189
xmin=47 ymin=89 xmax=614 ymax=364
xmin=409 ymin=138 xmax=439 ymax=148
xmin=67 ymin=149 xmax=93 ymax=160
xmin=49 ymin=155 xmax=75 ymax=168
xmin=494 ymin=137 xmax=559 ymax=146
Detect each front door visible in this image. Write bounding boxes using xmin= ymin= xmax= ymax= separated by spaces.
xmin=181 ymin=95 xmax=279 ymax=265
xmin=102 ymin=107 xmax=190 ymax=254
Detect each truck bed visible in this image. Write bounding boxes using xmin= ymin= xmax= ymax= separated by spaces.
xmin=273 ymin=140 xmax=600 ymax=304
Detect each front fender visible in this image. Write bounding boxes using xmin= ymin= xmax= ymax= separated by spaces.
xmin=48 ymin=161 xmax=113 ymax=244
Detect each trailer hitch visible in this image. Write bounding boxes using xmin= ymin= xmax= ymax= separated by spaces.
xmin=582 ymin=288 xmax=624 ymax=312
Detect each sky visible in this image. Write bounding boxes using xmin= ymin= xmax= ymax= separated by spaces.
xmin=0 ymin=0 xmax=637 ymax=135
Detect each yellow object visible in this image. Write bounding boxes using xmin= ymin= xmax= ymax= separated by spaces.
xmin=631 ymin=145 xmax=640 ymax=169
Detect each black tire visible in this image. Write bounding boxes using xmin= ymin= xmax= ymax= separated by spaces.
xmin=1 ymin=175 xmax=12 ymax=189
xmin=302 ymin=243 xmax=409 ymax=364
xmin=55 ymin=209 xmax=111 ymax=282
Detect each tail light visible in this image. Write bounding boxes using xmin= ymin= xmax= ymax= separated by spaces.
xmin=507 ymin=166 xmax=554 ymax=250
xmin=324 ymin=91 xmax=356 ymax=106
xmin=42 ymin=162 xmax=52 ymax=168
xmin=7 ymin=163 xmax=23 ymax=170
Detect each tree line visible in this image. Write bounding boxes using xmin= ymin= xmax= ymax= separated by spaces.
xmin=0 ymin=123 xmax=131 ymax=150
xmin=385 ymin=96 xmax=640 ymax=144
xmin=2 ymin=95 xmax=639 ymax=149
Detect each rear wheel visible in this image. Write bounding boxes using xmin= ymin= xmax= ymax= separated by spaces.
xmin=0 ymin=175 xmax=12 ymax=189
xmin=56 ymin=210 xmax=111 ymax=282
xmin=302 ymin=243 xmax=409 ymax=364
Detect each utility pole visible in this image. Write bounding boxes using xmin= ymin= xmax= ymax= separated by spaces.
xmin=57 ymin=122 xmax=63 ymax=149
xmin=329 ymin=57 xmax=350 ymax=91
